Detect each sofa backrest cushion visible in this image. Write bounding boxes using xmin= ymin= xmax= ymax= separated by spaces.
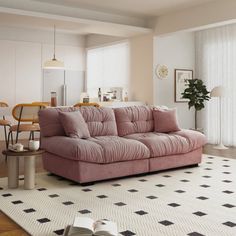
xmin=39 ymin=106 xmax=118 ymax=137
xmin=114 ymin=106 xmax=154 ymax=136
xmin=59 ymin=110 xmax=91 ymax=139
xmin=79 ymin=106 xmax=118 ymax=137
xmin=153 ymin=108 xmax=181 ymax=133
xmin=39 ymin=107 xmax=76 ymax=137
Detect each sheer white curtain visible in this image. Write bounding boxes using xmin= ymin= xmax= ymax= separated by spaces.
xmin=86 ymin=42 xmax=129 ymax=98
xmin=196 ymin=24 xmax=236 ymax=146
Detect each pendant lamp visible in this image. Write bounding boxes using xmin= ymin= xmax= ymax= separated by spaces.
xmin=44 ymin=25 xmax=64 ymax=69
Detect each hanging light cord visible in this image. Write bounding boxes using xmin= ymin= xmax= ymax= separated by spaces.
xmin=53 ymin=24 xmax=56 ymax=60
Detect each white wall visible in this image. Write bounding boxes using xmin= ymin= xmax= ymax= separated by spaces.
xmin=154 ymin=32 xmax=195 ymax=129
xmin=129 ymin=33 xmax=154 ymax=104
xmin=0 ymin=27 xmax=86 ymax=140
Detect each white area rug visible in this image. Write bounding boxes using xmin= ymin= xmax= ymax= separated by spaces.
xmin=0 ymin=155 xmax=236 ymax=236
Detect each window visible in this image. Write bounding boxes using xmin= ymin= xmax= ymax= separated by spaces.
xmin=86 ymin=42 xmax=129 ymax=98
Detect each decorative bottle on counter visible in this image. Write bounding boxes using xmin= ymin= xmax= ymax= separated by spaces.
xmin=98 ymin=88 xmax=102 ymax=102
xmin=124 ymin=92 xmax=128 ymax=102
xmin=51 ymin=92 xmax=57 ymax=107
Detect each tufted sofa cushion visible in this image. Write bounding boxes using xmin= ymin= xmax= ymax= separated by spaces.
xmin=39 ymin=107 xmax=118 ymax=137
xmin=79 ymin=106 xmax=118 ymax=137
xmin=114 ymin=106 xmax=154 ymax=136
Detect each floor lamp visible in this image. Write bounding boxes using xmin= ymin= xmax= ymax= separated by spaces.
xmin=210 ymin=86 xmax=228 ymax=149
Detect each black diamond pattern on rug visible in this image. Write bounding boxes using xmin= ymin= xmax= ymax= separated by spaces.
xmin=222 ymin=204 xmax=235 ymax=208
xmin=49 ymin=194 xmax=59 ymax=198
xmin=222 ymin=221 xmax=236 ymax=227
xmin=223 ymin=172 xmax=231 ymax=174
xmin=82 ymin=188 xmax=92 ymax=192
xmin=97 ymin=195 xmax=108 ymax=198
xmin=206 ymin=162 xmax=213 ymax=164
xmin=37 ymin=188 xmax=47 ymax=191
xmin=112 ymin=183 xmax=121 ymax=187
xmin=180 ymin=179 xmax=190 ymax=182
xmin=184 ymin=171 xmax=193 ymax=174
xmin=163 ymin=175 xmax=171 ymax=178
xmin=24 ymin=208 xmax=36 ymax=213
xmin=155 ymin=184 xmax=165 ymax=187
xmin=78 ymin=209 xmax=91 ymax=214
xmin=188 ymin=232 xmax=205 ymax=236
xmin=223 ymin=165 xmax=230 ymax=167
xmin=193 ymin=211 xmax=207 ymax=216
xmin=54 ymin=229 xmax=64 ymax=235
xmin=62 ymin=201 xmax=74 ymax=205
xmin=175 ymin=190 xmax=185 ymax=193
xmin=37 ymin=218 xmax=50 ymax=223
xmin=146 ymin=195 xmax=157 ymax=199
xmin=134 ymin=210 xmax=148 ymax=215
xmin=12 ymin=200 xmax=23 ymax=204
xmin=204 ymin=168 xmax=212 ymax=170
xmin=159 ymin=220 xmax=174 ymax=226
xmin=222 ymin=180 xmax=232 ymax=183
xmin=128 ymin=189 xmax=138 ymax=193
xmin=202 ymin=175 xmax=211 ymax=178
xmin=114 ymin=202 xmax=126 ymax=206
xmin=138 ymin=179 xmax=148 ymax=182
xmin=168 ymin=203 xmax=180 ymax=207
xmin=2 ymin=193 xmax=12 ymax=197
xmin=200 ymin=184 xmax=210 ymax=188
xmin=196 ymin=196 xmax=209 ymax=200
xmin=120 ymin=230 xmax=136 ymax=236
xmin=222 ymin=190 xmax=234 ymax=194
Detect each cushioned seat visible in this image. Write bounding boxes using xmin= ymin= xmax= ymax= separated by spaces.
xmin=41 ymin=136 xmax=104 ymax=163
xmin=124 ymin=129 xmax=206 ymax=157
xmin=89 ymin=136 xmax=150 ymax=163
xmin=41 ymin=136 xmax=150 ymax=164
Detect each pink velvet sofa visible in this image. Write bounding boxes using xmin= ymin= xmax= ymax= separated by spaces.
xmin=39 ymin=106 xmax=206 ymax=183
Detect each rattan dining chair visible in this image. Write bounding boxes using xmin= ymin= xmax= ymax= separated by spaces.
xmin=73 ymin=102 xmax=100 ymax=108
xmin=0 ymin=102 xmax=12 ymax=149
xmin=8 ymin=103 xmax=46 ymax=144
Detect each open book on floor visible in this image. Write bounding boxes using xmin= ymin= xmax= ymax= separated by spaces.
xmin=64 ymin=216 xmax=118 ymax=236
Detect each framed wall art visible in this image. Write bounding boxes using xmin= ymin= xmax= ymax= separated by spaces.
xmin=174 ymin=69 xmax=193 ymax=102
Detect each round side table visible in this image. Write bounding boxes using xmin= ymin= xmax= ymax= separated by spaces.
xmin=2 ymin=149 xmax=45 ymax=190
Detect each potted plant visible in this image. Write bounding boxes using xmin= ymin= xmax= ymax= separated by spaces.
xmin=181 ymin=78 xmax=211 ymax=130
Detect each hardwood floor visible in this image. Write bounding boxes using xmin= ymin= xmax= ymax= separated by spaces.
xmin=0 ymin=141 xmax=235 ymax=235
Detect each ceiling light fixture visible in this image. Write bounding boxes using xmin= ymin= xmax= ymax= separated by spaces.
xmin=44 ymin=25 xmax=64 ymax=69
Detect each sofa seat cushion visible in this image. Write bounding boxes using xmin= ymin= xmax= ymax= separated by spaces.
xmin=41 ymin=136 xmax=104 ymax=163
xmin=124 ymin=129 xmax=206 ymax=157
xmin=89 ymin=136 xmax=150 ymax=163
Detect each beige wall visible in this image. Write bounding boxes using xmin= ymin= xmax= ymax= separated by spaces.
xmin=152 ymin=0 xmax=236 ymax=35
xmin=129 ymin=33 xmax=154 ymax=105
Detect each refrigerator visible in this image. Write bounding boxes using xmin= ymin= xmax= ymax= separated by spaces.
xmin=43 ymin=69 xmax=85 ymax=106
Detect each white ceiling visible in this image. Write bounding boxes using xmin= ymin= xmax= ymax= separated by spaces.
xmin=34 ymin=0 xmax=218 ymax=18
xmin=0 ymin=0 xmax=219 ymax=37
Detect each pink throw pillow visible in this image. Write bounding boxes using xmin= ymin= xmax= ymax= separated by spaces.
xmin=153 ymin=108 xmax=180 ymax=133
xmin=59 ymin=111 xmax=90 ymax=139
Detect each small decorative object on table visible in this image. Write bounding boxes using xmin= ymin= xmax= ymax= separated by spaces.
xmin=8 ymin=143 xmax=25 ymax=152
xmin=28 ymin=140 xmax=40 ymax=151
xmin=64 ymin=216 xmax=117 ymax=236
